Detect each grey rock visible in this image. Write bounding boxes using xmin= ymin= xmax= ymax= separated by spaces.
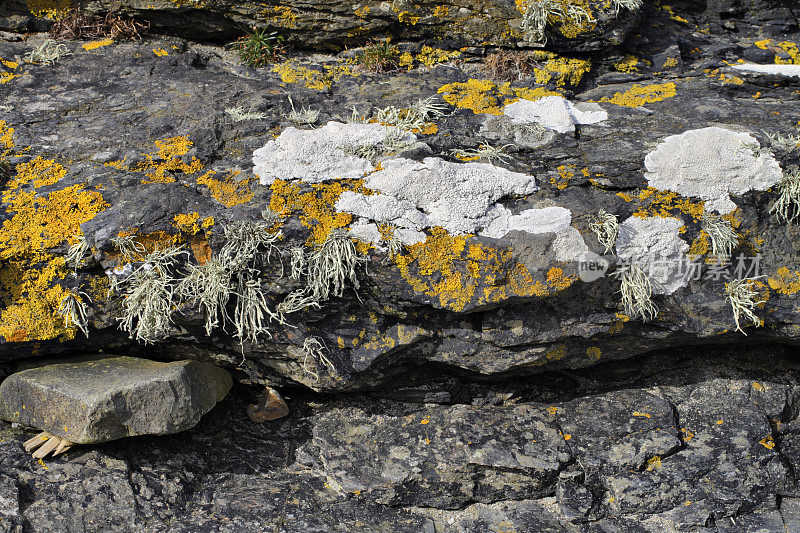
xmin=0 ymin=357 xmax=231 ymax=444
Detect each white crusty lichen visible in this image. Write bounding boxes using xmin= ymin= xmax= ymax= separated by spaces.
xmin=732 ymin=63 xmax=800 ymax=78
xmin=503 ymin=96 xmax=608 ymax=134
xmin=253 ymin=122 xmax=415 ymax=184
xmin=615 ymin=216 xmax=689 ymax=295
xmin=480 ymin=205 xmax=588 ymax=262
xmin=351 ymin=157 xmax=539 ymax=235
xmin=725 ymin=278 xmax=765 ymax=334
xmin=644 ymin=127 xmax=783 ymax=214
xmin=770 ymin=166 xmax=800 ymax=224
xmin=588 ymin=210 xmax=619 ymax=254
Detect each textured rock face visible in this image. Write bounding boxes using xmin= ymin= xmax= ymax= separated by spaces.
xmin=0 ymin=349 xmax=797 ymax=530
xmin=0 ymin=0 xmax=800 ymax=528
xmin=0 ymin=357 xmax=232 ymax=443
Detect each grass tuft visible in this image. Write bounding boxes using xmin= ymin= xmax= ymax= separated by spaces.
xmin=233 ymin=26 xmax=286 ymax=68
xmin=354 ymin=39 xmax=399 ymax=74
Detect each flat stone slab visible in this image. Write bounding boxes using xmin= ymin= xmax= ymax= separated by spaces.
xmin=0 ymin=357 xmax=232 ymax=444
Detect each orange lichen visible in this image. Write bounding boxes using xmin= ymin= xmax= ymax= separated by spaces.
xmin=0 ymin=125 xmax=108 ymax=342
xmin=136 ymin=136 xmax=204 ymax=184
xmin=437 ymin=79 xmax=560 ymax=115
xmin=632 ymin=187 xmax=705 ymax=221
xmin=268 ymin=179 xmax=370 ymax=245
xmin=197 ymin=170 xmax=254 ymax=207
xmin=600 ymin=82 xmax=677 ymax=107
xmin=82 ymin=38 xmax=113 ymax=51
xmin=768 ymin=267 xmax=800 ymax=296
xmin=393 ymin=228 xmax=575 ymax=312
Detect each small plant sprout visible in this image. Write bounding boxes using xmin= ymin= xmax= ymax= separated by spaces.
xmin=702 ymin=213 xmax=739 ymax=260
xmin=59 ymin=291 xmax=90 ymax=338
xmin=725 ymin=277 xmax=766 ymax=335
xmin=66 ymin=232 xmax=90 ymax=272
xmin=111 ymin=234 xmax=146 ymax=261
xmin=225 ymin=106 xmax=267 ymax=122
xmin=289 ymin=247 xmax=306 ymax=280
xmin=520 ymin=0 xmax=594 ymax=43
xmin=301 ymin=336 xmax=336 ymax=382
xmin=287 ymin=95 xmax=320 ymax=126
xmin=770 ymin=166 xmax=800 ymax=224
xmin=177 ymin=258 xmax=233 ymax=336
xmin=450 ymin=142 xmax=512 ymax=164
xmin=619 ymin=264 xmax=657 ymax=321
xmin=24 ymin=40 xmax=72 ymax=65
xmin=354 ymin=39 xmax=399 ymax=74
xmin=308 ymin=229 xmax=365 ymax=301
xmin=588 ymin=210 xmax=619 ymax=254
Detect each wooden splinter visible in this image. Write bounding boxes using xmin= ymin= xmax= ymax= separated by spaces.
xmin=23 ymin=431 xmax=51 ymax=453
xmin=32 ymin=436 xmax=60 ymax=459
xmin=22 ymin=431 xmax=75 ymax=458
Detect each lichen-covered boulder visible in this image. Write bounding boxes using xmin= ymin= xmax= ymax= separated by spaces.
xmin=0 ymin=357 xmax=232 ymax=444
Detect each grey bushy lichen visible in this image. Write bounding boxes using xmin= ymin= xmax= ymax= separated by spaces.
xmin=725 ymin=278 xmax=765 ymax=334
xmin=301 ymin=336 xmax=336 ymax=382
xmin=770 ymin=166 xmax=800 ymax=224
xmin=520 ymin=0 xmax=594 ymax=43
xmin=588 ymin=210 xmax=618 ymax=254
xmin=619 ymin=264 xmax=657 ymax=321
xmin=24 ymin=40 xmax=71 ymax=65
xmin=702 ymin=213 xmax=739 ymax=261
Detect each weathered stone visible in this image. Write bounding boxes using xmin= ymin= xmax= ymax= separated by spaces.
xmin=0 ymin=357 xmax=232 ymax=444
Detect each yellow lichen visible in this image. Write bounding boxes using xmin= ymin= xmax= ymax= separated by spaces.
xmin=393 ymin=228 xmax=574 ymax=312
xmin=631 ymin=187 xmax=705 ymax=221
xmin=25 ymin=0 xmax=71 ymax=18
xmin=197 ymin=170 xmax=254 ymax=208
xmin=82 ymin=39 xmax=113 ymax=51
xmin=600 ymin=82 xmax=677 ymax=107
xmin=397 ymin=11 xmax=420 ymax=25
xmin=614 ymin=55 xmax=641 ymax=73
xmin=271 ymin=60 xmax=356 ymax=91
xmin=136 ymin=136 xmax=204 ymax=184
xmin=269 ymin=179 xmax=369 ymax=245
xmin=768 ymin=267 xmax=800 ymax=296
xmin=586 ymin=346 xmax=601 ymax=361
xmin=0 ymin=125 xmax=108 ymax=342
xmin=437 ymin=79 xmax=560 ymax=115
xmin=153 ymin=48 xmax=169 ymax=57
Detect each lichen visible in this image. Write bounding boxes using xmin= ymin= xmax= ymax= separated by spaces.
xmin=393 ymin=227 xmax=573 ymax=312
xmin=768 ymin=267 xmax=800 ymax=296
xmin=82 ymin=39 xmax=113 ymax=51
xmin=196 ymin=170 xmax=254 ymax=208
xmin=437 ymin=79 xmax=560 ymax=115
xmin=599 ymin=82 xmax=677 ymax=107
xmin=0 ymin=125 xmax=108 ymax=342
xmin=135 ymin=136 xmax=204 ymax=184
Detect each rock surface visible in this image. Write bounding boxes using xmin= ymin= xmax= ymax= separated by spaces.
xmin=0 ymin=357 xmax=232 ymax=443
xmin=0 ymin=0 xmax=799 ymax=529
xmin=0 ymin=347 xmax=796 ymax=531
